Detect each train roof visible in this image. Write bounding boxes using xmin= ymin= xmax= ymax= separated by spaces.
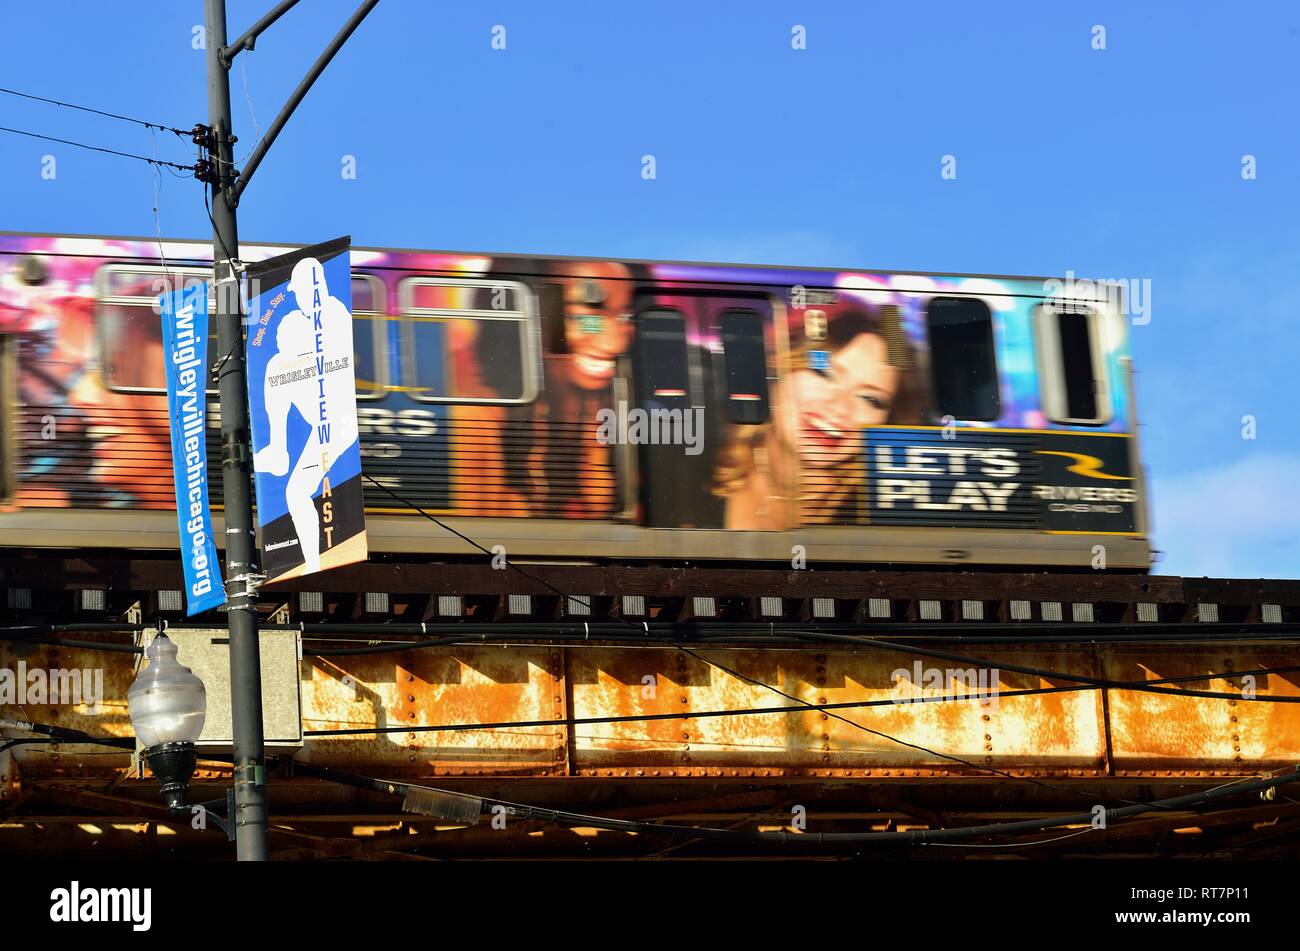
xmin=0 ymin=229 xmax=1072 ymax=286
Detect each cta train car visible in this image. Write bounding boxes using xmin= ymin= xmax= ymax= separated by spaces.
xmin=0 ymin=232 xmax=1151 ymax=570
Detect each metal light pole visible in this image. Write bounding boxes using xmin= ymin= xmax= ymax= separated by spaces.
xmin=200 ymin=0 xmax=380 ymax=860
xmin=204 ymin=0 xmax=268 ymax=862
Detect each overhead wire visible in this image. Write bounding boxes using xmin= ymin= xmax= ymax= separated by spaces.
xmin=1 ymin=559 xmax=1290 ymax=808
xmin=0 ymin=85 xmax=191 ymax=137
xmin=150 ymin=127 xmax=175 ymax=297
xmin=236 ymin=53 xmax=262 ymax=165
xmin=352 ymin=476 xmax=1241 ymax=802
xmin=3 ymin=620 xmax=1295 ymax=699
xmin=5 ymin=474 xmax=1288 ymax=803
xmin=2 ymin=648 xmax=1295 ymax=742
xmin=772 ymin=628 xmax=1300 ymax=703
xmin=289 ymin=760 xmax=1300 ymax=848
xmin=302 ymin=662 xmax=1300 ymax=738
xmin=5 ymin=626 xmax=1289 ymax=814
xmin=0 ymin=81 xmax=242 ymax=327
xmin=0 ymin=125 xmax=193 ymax=173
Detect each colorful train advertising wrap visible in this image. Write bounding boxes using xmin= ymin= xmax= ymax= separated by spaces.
xmin=0 ymin=233 xmax=1146 ymax=569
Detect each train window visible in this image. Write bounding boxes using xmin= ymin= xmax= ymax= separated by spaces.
xmin=100 ymin=268 xmax=207 ymax=300
xmin=351 ymin=275 xmax=379 ymax=313
xmin=100 ymin=302 xmax=214 ymax=391
xmin=719 ymin=310 xmax=769 ymax=424
xmin=399 ymin=277 xmax=538 ymax=404
xmin=1058 ymin=311 xmax=1098 ymax=419
xmin=634 ymin=309 xmax=690 ymax=402
xmin=97 ymin=265 xmax=387 ymax=399
xmin=1033 ymin=304 xmax=1112 ymax=424
xmin=351 ymin=274 xmax=385 ymax=401
xmin=925 ymin=297 xmax=1000 ymax=421
xmin=96 ymin=266 xmax=216 ymax=393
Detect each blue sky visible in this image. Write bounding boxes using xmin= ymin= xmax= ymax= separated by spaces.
xmin=1 ymin=1 xmax=1296 ymax=577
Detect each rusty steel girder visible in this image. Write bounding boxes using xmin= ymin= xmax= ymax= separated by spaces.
xmin=4 ymin=636 xmax=1298 ymax=796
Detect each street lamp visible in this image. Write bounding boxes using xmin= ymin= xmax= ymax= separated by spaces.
xmin=127 ymin=634 xmax=207 ymax=813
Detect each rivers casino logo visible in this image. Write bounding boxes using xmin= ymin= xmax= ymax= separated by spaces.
xmin=864 ymin=428 xmax=1138 ymax=534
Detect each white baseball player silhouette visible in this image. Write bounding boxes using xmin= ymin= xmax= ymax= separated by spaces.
xmin=253 ymin=257 xmax=358 ymax=575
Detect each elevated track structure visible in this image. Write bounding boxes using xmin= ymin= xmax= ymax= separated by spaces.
xmin=2 ymin=556 xmax=1299 ymax=859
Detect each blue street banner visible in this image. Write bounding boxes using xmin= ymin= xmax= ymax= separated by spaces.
xmin=160 ymin=283 xmax=226 ymax=615
xmin=244 ymin=237 xmax=367 ymax=583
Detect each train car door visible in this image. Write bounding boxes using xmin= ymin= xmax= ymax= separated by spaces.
xmin=630 ymin=293 xmax=777 ymax=529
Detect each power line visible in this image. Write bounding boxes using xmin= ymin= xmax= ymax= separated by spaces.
xmin=0 ymin=460 xmax=1284 ymax=804
xmin=6 ymin=633 xmax=1288 ymax=817
xmin=203 ymin=179 xmax=241 ymax=280
xmin=350 ymin=476 xmax=1148 ymax=801
xmin=0 ymin=85 xmax=191 ymax=137
xmin=150 ymin=128 xmax=177 ymax=313
xmin=296 ymin=621 xmax=1300 ymax=653
xmin=357 ymin=474 xmax=1294 ymax=803
xmin=774 ymin=628 xmax=1300 ymax=703
xmin=2 ymin=617 xmax=1298 ymax=651
xmin=237 ymin=54 xmax=263 ymax=164
xmin=290 ymin=760 xmax=1300 ymax=849
xmin=6 ymin=618 xmax=1295 ymax=659
xmin=3 ymin=621 xmax=1293 ymax=703
xmin=925 ymin=829 xmax=1095 ymax=849
xmin=0 ymin=125 xmax=193 ymax=172
xmin=15 ymin=710 xmax=1297 ymax=848
xmin=1 ymin=616 xmax=1291 ymax=730
xmin=0 ymin=632 xmax=143 ymax=654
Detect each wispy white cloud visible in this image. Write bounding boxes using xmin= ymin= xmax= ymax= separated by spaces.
xmin=1150 ymin=453 xmax=1300 ymax=579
